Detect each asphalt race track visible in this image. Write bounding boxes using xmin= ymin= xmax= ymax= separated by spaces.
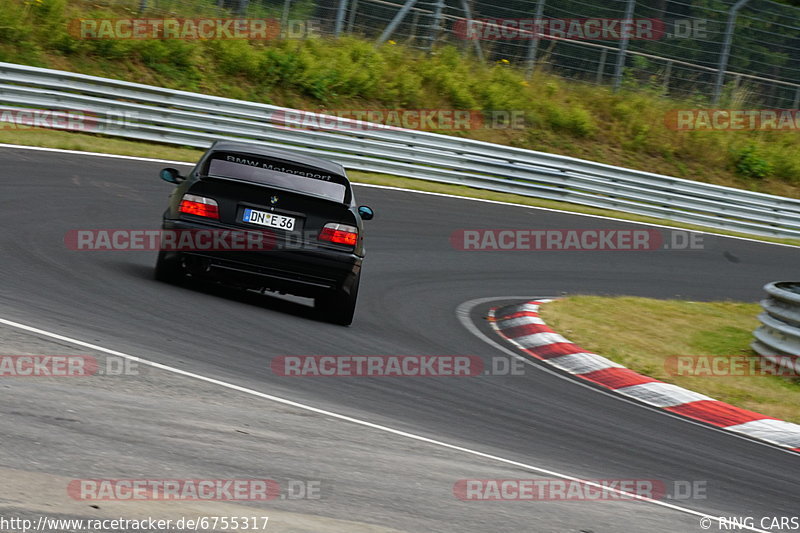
xmin=0 ymin=145 xmax=797 ymax=533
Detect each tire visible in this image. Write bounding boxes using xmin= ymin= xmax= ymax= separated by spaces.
xmin=154 ymin=251 xmax=183 ymax=284
xmin=316 ymin=275 xmax=360 ymax=326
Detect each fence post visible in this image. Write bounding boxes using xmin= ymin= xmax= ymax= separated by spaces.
xmin=409 ymin=10 xmax=420 ymax=43
xmin=427 ymin=0 xmax=445 ymax=50
xmin=460 ymin=0 xmax=484 ymax=61
xmin=281 ymin=0 xmax=291 ymax=33
xmin=713 ymin=0 xmax=751 ymax=104
xmin=335 ymin=0 xmax=349 ymax=37
xmin=596 ymin=48 xmax=608 ymax=84
xmin=663 ymin=60 xmax=672 ymax=92
xmin=524 ymin=0 xmax=547 ymax=77
xmin=346 ymin=0 xmax=359 ymax=33
xmin=376 ymin=0 xmax=418 ymax=44
xmin=612 ymin=0 xmax=636 ymax=91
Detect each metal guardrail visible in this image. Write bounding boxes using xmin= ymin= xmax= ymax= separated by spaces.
xmin=753 ymin=282 xmax=800 ymax=371
xmin=2 ymin=61 xmax=800 ymax=239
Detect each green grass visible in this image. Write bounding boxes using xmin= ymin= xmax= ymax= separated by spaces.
xmin=2 ymin=0 xmax=800 ymax=200
xmin=540 ymin=296 xmax=800 ymax=423
xmin=4 ymin=127 xmax=799 ymax=246
xmin=0 ymin=127 xmax=205 ymax=161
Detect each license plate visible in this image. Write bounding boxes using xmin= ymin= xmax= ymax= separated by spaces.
xmin=242 ymin=208 xmax=296 ymax=231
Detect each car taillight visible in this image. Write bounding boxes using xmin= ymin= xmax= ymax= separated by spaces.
xmin=179 ymin=194 xmax=219 ymax=219
xmin=319 ymin=223 xmax=358 ymax=246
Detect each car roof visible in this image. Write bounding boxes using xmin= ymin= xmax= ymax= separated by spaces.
xmin=208 ymin=141 xmax=347 ymax=178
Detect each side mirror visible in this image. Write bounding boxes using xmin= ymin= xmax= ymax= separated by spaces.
xmin=160 ymin=168 xmax=184 ymax=184
xmin=358 ymin=205 xmax=374 ymax=220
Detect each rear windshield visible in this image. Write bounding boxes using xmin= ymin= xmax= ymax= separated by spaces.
xmin=205 ymin=153 xmax=348 ymax=203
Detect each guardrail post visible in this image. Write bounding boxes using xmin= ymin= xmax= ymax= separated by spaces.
xmin=525 ymin=0 xmax=546 ymax=78
xmin=335 ymin=0 xmax=349 ymax=37
xmin=752 ymin=281 xmax=800 ymax=375
xmin=713 ymin=0 xmax=751 ymax=104
xmin=612 ymin=0 xmax=636 ymax=91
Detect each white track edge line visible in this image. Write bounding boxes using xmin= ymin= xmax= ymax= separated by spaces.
xmin=0 ymin=314 xmax=767 ymax=531
xmin=490 ymin=300 xmax=800 ymax=450
xmin=456 ymin=296 xmax=799 ymax=460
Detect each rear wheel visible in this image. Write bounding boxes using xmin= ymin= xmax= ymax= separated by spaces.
xmin=154 ymin=251 xmax=183 ymax=284
xmin=316 ymin=275 xmax=360 ymax=326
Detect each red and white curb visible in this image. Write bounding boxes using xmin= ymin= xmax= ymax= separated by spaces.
xmin=490 ymin=300 xmax=800 ymax=453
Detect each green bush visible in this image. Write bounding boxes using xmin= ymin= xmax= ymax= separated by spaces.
xmin=0 ymin=2 xmax=35 ymax=48
xmin=733 ymin=145 xmax=773 ymax=179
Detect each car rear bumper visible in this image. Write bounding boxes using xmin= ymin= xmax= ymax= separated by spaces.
xmin=162 ymin=219 xmax=361 ymax=297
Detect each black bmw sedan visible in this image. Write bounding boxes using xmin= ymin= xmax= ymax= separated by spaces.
xmin=155 ymin=140 xmax=373 ymax=326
